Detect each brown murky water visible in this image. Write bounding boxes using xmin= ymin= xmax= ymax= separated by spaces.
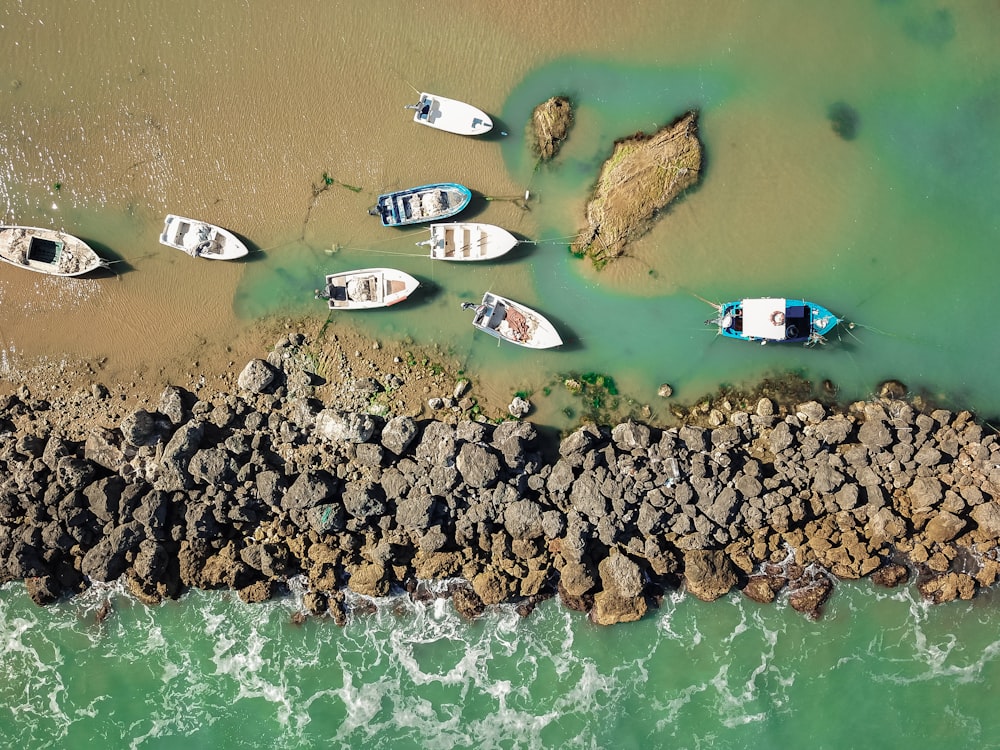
xmin=0 ymin=0 xmax=699 ymax=391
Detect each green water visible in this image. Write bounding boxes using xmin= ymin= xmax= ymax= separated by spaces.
xmin=236 ymin=1 xmax=1000 ymax=427
xmin=4 ymin=580 xmax=1000 ymax=748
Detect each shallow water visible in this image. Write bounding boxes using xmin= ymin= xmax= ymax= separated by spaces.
xmin=2 ymin=1 xmax=999 ymax=425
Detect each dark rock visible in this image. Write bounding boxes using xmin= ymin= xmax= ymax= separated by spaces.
xmin=281 ymin=470 xmax=337 ymax=512
xmin=342 ymin=480 xmax=386 ymax=521
xmin=788 ymin=571 xmax=834 ymax=619
xmin=188 ymin=447 xmax=238 ymax=487
xmin=871 ymin=563 xmax=909 ymax=588
xmin=452 ymin=583 xmax=487 ymax=619
xmin=120 ymin=409 xmax=160 ymax=447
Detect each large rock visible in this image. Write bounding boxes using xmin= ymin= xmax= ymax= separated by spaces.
xmin=530 ymin=95 xmax=573 ymax=161
xmin=315 ymin=410 xmax=376 ymax=443
xmin=503 ymin=499 xmax=544 ymax=540
xmin=237 ymin=359 xmax=277 ymax=394
xmin=456 ymin=443 xmax=501 ymax=489
xmin=683 ymin=550 xmax=738 ymax=602
xmin=120 ymin=409 xmax=159 ymax=447
xmin=281 ymin=470 xmax=337 ymax=511
xmin=923 ymin=510 xmax=966 ymax=543
xmin=381 ymin=415 xmax=419 ymax=456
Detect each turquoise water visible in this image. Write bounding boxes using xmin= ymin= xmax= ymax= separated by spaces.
xmin=5 ymin=580 xmax=1000 ymax=748
xmin=236 ymin=1 xmax=1000 ymax=426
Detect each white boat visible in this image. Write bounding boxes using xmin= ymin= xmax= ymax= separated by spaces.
xmin=317 ymin=267 xmax=419 ymax=310
xmin=462 ymin=292 xmax=563 ymax=349
xmin=405 ymin=92 xmax=493 ymax=136
xmin=420 ymin=222 xmax=518 ymax=261
xmin=0 ymin=225 xmax=108 ymax=276
xmin=159 ymin=215 xmax=249 ymax=260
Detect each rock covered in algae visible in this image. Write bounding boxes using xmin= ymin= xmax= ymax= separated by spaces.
xmin=529 ymin=95 xmax=573 ymax=161
xmin=572 ymin=110 xmax=703 ymax=268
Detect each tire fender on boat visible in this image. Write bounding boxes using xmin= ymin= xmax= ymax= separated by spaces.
xmin=770 ymin=310 xmax=785 ymax=326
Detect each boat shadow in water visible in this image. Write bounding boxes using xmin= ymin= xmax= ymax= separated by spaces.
xmin=477 ymin=115 xmax=512 ymax=143
xmin=80 ymin=238 xmax=133 ymax=277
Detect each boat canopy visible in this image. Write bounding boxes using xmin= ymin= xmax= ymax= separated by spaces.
xmin=741 ymin=298 xmax=788 ymax=340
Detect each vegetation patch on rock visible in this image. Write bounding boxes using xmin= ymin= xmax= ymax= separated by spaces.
xmin=571 ymin=110 xmax=703 ymax=269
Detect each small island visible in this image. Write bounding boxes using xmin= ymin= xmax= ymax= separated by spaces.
xmin=529 ymin=95 xmax=574 ymax=162
xmin=572 ymin=110 xmax=703 ymax=268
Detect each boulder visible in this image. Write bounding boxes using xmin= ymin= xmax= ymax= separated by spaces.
xmin=918 ymin=572 xmax=976 ymax=603
xmin=870 ymin=563 xmax=909 ymax=588
xmin=85 ymin=427 xmax=125 ymax=472
xmin=923 ymin=510 xmax=966 ymax=543
xmin=381 ymin=415 xmax=419 ymax=456
xmin=683 ymin=550 xmax=738 ymax=602
xmin=158 ymin=385 xmax=188 ymax=425
xmin=788 ymin=574 xmax=834 ymax=619
xmin=503 ymin=499 xmax=544 ymax=540
xmin=238 ymin=359 xmax=277 ymax=394
xmin=456 ymin=443 xmax=501 ymax=489
xmin=315 ymin=410 xmax=376 ymax=443
xmin=281 ymin=470 xmax=337 ymax=511
xmin=530 ymin=95 xmax=573 ymax=161
xmin=120 ymin=409 xmax=159 ymax=447
xmin=472 ymin=569 xmax=516 ymax=605
xmin=348 ymin=562 xmax=390 ymax=597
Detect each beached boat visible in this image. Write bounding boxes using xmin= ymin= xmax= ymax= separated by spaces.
xmin=462 ymin=292 xmax=563 ymax=349
xmin=316 ymin=267 xmax=419 ymax=310
xmin=419 ymin=222 xmax=518 ymax=261
xmin=706 ymin=297 xmax=842 ymax=345
xmin=159 ymin=215 xmax=249 ymax=260
xmin=370 ymin=183 xmax=472 ymax=227
xmin=405 ymin=92 xmax=493 ymax=136
xmin=0 ymin=225 xmax=108 ymax=277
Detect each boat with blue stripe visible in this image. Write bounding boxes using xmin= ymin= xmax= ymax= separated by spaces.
xmin=706 ymin=297 xmax=841 ymax=345
xmin=370 ymin=182 xmax=472 ymax=227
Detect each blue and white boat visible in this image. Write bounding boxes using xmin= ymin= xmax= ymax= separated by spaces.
xmin=370 ymin=183 xmax=472 ymax=227
xmin=707 ymin=297 xmax=841 ymax=345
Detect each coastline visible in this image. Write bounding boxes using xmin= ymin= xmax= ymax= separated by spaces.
xmin=2 ymin=325 xmax=998 ymax=626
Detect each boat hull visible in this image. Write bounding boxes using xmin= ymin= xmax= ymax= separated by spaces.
xmin=468 ymin=292 xmax=562 ymax=349
xmin=409 ymin=93 xmax=493 ymax=136
xmin=373 ymin=183 xmax=472 ymax=227
xmin=321 ymin=267 xmax=419 ymax=310
xmin=709 ymin=297 xmax=841 ymax=344
xmin=159 ymin=215 xmax=249 ymax=260
xmin=425 ymin=223 xmax=518 ymax=261
xmin=0 ymin=225 xmax=105 ymax=276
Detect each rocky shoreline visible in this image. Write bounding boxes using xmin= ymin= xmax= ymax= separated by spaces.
xmin=2 ymin=332 xmax=999 ymax=626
